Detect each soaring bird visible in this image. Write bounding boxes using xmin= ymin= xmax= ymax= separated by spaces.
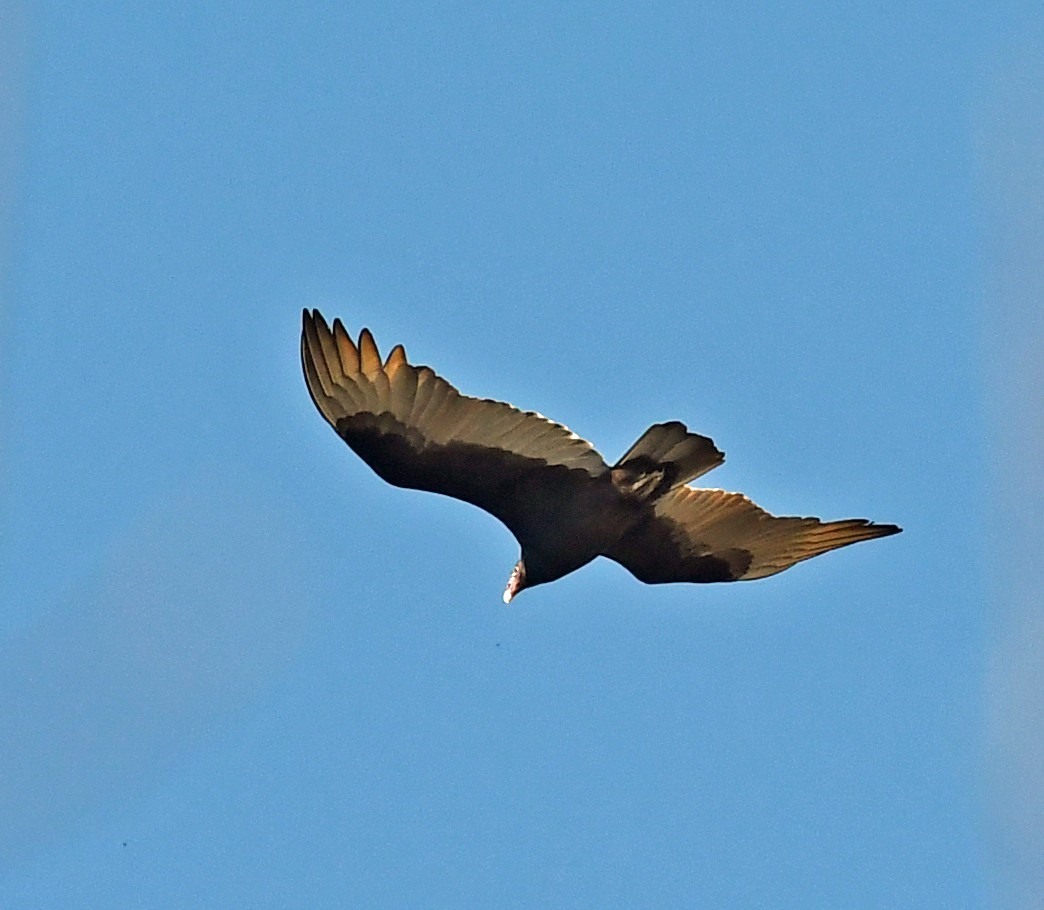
xmin=301 ymin=310 xmax=900 ymax=602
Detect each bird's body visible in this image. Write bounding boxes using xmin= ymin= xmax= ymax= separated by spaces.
xmin=301 ymin=310 xmax=900 ymax=601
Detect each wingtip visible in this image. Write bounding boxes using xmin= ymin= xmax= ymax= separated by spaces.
xmin=844 ymin=519 xmax=902 ymax=546
xmin=304 ymin=308 xmax=333 ymax=337
xmin=841 ymin=519 xmax=903 ymax=541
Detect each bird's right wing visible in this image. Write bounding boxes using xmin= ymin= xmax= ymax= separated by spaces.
xmin=605 ymin=485 xmax=901 ymax=583
xmin=301 ymin=310 xmax=609 ymax=536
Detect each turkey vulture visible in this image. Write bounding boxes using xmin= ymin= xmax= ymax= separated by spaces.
xmin=301 ymin=310 xmax=900 ymax=602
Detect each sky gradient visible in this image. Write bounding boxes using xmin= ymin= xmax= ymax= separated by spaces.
xmin=3 ymin=3 xmax=1041 ymax=907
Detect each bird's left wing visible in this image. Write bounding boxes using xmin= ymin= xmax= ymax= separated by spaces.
xmin=605 ymin=485 xmax=900 ymax=583
xmin=301 ymin=310 xmax=608 ymax=534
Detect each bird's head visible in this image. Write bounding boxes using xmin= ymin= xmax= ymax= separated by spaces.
xmin=502 ymin=559 xmax=528 ymax=604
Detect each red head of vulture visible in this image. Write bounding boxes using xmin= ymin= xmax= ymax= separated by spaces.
xmin=301 ymin=310 xmax=900 ymax=602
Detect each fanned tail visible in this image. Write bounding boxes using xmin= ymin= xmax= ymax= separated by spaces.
xmin=610 ymin=421 xmax=725 ymax=500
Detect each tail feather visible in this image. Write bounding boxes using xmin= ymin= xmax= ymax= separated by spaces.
xmin=611 ymin=421 xmax=724 ymax=499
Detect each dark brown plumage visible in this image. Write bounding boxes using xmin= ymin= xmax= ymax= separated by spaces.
xmin=301 ymin=310 xmax=900 ymax=602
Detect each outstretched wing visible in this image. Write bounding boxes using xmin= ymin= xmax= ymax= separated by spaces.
xmin=605 ymin=485 xmax=901 ymax=583
xmin=301 ymin=310 xmax=609 ymax=538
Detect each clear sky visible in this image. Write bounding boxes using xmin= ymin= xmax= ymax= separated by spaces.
xmin=2 ymin=2 xmax=1041 ymax=907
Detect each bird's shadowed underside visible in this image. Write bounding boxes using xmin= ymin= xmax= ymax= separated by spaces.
xmin=301 ymin=310 xmax=900 ymax=601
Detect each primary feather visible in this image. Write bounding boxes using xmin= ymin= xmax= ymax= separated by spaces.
xmin=301 ymin=310 xmax=901 ymax=601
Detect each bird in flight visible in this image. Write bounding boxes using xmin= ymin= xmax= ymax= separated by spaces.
xmin=301 ymin=310 xmax=900 ymax=602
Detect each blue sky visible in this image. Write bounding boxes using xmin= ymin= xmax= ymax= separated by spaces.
xmin=2 ymin=2 xmax=1041 ymax=907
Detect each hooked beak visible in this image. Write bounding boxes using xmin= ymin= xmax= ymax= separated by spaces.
xmin=502 ymin=560 xmax=526 ymax=604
